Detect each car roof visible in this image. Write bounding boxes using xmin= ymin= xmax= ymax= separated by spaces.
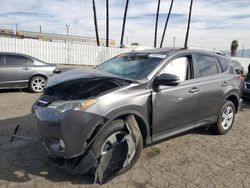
xmin=130 ymin=47 xmax=226 ymax=58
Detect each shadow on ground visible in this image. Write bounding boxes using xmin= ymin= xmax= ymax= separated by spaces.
xmin=0 ymin=114 xmax=95 ymax=185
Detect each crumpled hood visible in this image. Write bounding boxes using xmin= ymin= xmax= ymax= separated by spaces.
xmin=46 ymin=67 xmax=133 ymax=88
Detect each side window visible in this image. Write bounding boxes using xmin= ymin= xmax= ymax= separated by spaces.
xmin=218 ymin=58 xmax=229 ymax=72
xmin=5 ymin=55 xmax=29 ymax=66
xmin=28 ymin=58 xmax=34 ymax=64
xmin=161 ymin=56 xmax=191 ymax=82
xmin=196 ymin=54 xmax=218 ymax=77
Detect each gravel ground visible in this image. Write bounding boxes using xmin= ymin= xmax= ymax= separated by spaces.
xmin=0 ymin=88 xmax=250 ymax=188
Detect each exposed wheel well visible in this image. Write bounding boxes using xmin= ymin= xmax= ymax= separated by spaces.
xmin=226 ymin=95 xmax=239 ymax=113
xmin=118 ymin=114 xmax=148 ymax=146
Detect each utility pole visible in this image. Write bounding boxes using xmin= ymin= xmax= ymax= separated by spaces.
xmin=184 ymin=0 xmax=193 ymax=48
xmin=154 ymin=0 xmax=161 ymax=48
xmin=39 ymin=25 xmax=42 ymax=33
xmin=92 ymin=0 xmax=100 ymax=46
xmin=65 ymin=24 xmax=70 ymax=36
xmin=120 ymin=0 xmax=129 ymax=47
xmin=242 ymin=45 xmax=245 ymax=57
xmin=106 ymin=0 xmax=109 ymax=47
xmin=173 ymin=36 xmax=176 ymax=48
xmin=160 ymin=0 xmax=174 ymax=48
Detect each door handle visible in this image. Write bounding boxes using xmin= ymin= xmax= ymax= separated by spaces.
xmin=221 ymin=82 xmax=228 ymax=87
xmin=189 ymin=87 xmax=199 ymax=93
xmin=23 ymin=67 xmax=30 ymax=70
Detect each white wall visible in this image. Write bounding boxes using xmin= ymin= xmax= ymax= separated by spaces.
xmin=0 ymin=37 xmax=130 ymax=65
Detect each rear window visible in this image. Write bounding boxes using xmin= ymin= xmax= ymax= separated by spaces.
xmin=5 ymin=55 xmax=29 ymax=66
xmin=218 ymin=58 xmax=229 ymax=72
xmin=196 ymin=54 xmax=219 ymax=78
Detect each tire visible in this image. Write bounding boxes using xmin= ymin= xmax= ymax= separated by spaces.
xmin=214 ymin=100 xmax=236 ymax=135
xmin=91 ymin=119 xmax=143 ymax=176
xmin=29 ymin=76 xmax=47 ymax=93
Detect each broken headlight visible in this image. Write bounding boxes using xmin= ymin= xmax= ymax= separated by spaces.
xmin=48 ymin=99 xmax=97 ymax=113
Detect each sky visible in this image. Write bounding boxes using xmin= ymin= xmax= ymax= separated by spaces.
xmin=0 ymin=0 xmax=249 ymax=50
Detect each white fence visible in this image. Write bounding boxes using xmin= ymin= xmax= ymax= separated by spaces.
xmin=0 ymin=37 xmax=130 ymax=66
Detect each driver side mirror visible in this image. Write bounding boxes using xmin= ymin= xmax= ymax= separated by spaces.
xmin=154 ymin=73 xmax=180 ymax=87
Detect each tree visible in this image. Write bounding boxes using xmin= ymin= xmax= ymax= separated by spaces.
xmin=120 ymin=0 xmax=129 ymax=47
xmin=184 ymin=0 xmax=193 ymax=48
xmin=231 ymin=40 xmax=239 ymax=57
xmin=154 ymin=0 xmax=161 ymax=48
xmin=160 ymin=0 xmax=174 ymax=48
xmin=92 ymin=0 xmax=100 ymax=46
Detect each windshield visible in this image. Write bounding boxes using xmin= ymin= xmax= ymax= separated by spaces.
xmin=96 ymin=53 xmax=166 ymax=80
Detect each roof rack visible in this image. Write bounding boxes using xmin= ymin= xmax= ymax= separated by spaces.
xmin=184 ymin=47 xmax=225 ymax=55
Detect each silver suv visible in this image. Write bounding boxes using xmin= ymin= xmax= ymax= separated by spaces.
xmin=33 ymin=48 xmax=242 ymax=184
xmin=0 ymin=52 xmax=56 ymax=92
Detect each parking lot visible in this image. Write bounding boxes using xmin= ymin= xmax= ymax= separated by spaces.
xmin=0 ymin=90 xmax=250 ymax=188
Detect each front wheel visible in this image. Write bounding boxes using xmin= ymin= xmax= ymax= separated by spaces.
xmin=214 ymin=101 xmax=236 ymax=135
xmin=29 ymin=76 xmax=47 ymax=93
xmin=90 ymin=119 xmax=143 ymax=184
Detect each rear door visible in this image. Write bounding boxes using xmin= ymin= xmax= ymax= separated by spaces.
xmin=2 ymin=54 xmax=34 ymax=88
xmin=193 ymin=53 xmax=228 ymax=125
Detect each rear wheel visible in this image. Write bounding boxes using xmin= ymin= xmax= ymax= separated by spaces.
xmin=214 ymin=101 xmax=235 ymax=135
xmin=29 ymin=76 xmax=47 ymax=93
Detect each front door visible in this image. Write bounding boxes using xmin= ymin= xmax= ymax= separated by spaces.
xmin=152 ymin=55 xmax=200 ymax=141
xmin=2 ymin=54 xmax=33 ymax=88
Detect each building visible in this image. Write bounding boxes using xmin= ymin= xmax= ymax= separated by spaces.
xmin=0 ymin=29 xmax=115 ymax=46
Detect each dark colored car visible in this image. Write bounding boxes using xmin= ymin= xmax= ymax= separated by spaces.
xmin=243 ymin=63 xmax=250 ymax=97
xmin=32 ymin=48 xmax=242 ymax=183
xmin=0 ymin=52 xmax=56 ymax=92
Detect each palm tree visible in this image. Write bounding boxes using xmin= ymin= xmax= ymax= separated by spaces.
xmin=92 ymin=0 xmax=100 ymax=46
xmin=184 ymin=0 xmax=193 ymax=48
xmin=120 ymin=0 xmax=130 ymax=47
xmin=154 ymin=0 xmax=161 ymax=48
xmin=106 ymin=0 xmax=109 ymax=47
xmin=231 ymin=40 xmax=239 ymax=57
xmin=160 ymin=0 xmax=174 ymax=48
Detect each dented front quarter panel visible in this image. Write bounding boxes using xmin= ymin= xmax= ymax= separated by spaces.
xmin=86 ymin=82 xmax=152 ymax=144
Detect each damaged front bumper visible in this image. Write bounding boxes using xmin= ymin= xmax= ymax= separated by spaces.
xmin=32 ymin=104 xmax=104 ymax=158
xmin=33 ymin=104 xmax=141 ymax=183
